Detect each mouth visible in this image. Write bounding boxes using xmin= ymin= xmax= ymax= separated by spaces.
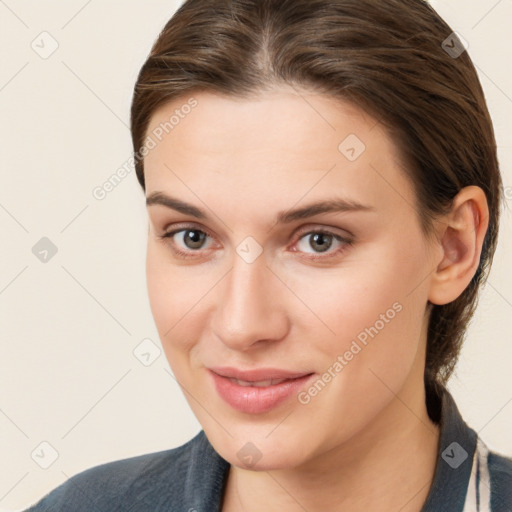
xmin=228 ymin=377 xmax=294 ymax=387
xmin=209 ymin=366 xmax=313 ymax=381
xmin=208 ymin=367 xmax=315 ymax=414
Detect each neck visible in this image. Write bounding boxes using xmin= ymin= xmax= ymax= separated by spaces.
xmin=222 ymin=377 xmax=440 ymax=512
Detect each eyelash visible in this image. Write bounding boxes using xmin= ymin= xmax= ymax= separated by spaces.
xmin=157 ymin=224 xmax=354 ymax=261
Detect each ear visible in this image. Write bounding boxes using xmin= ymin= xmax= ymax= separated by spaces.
xmin=428 ymin=186 xmax=489 ymax=306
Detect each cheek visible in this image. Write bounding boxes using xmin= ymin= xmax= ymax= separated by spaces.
xmin=145 ymin=242 xmax=226 ymax=360
xmin=288 ymin=231 xmax=429 ymax=373
xmin=292 ymin=253 xmax=421 ymax=336
xmin=283 ymin=247 xmax=428 ymax=443
xmin=146 ymin=245 xmax=200 ymax=348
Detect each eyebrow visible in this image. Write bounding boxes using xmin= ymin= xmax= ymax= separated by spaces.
xmin=146 ymin=191 xmax=376 ymax=224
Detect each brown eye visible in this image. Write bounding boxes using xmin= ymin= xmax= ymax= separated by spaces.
xmin=307 ymin=233 xmax=334 ymax=253
xmin=293 ymin=229 xmax=354 ymax=259
xmin=159 ymin=227 xmax=214 ymax=259
xmin=179 ymin=229 xmax=208 ymax=250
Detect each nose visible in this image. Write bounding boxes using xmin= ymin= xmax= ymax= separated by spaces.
xmin=210 ymin=252 xmax=289 ymax=352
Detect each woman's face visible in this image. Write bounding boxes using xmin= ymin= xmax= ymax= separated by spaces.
xmin=144 ymin=87 xmax=440 ymax=470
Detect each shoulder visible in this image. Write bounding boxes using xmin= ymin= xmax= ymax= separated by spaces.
xmin=24 ymin=430 xmax=227 ymax=512
xmin=488 ymin=449 xmax=512 ymax=510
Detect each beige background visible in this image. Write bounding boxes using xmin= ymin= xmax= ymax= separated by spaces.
xmin=0 ymin=0 xmax=511 ymax=510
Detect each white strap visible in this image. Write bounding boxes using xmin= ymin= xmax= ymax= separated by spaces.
xmin=462 ymin=437 xmax=491 ymax=512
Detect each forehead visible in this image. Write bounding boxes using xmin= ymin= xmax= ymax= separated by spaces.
xmin=143 ymin=88 xmax=416 ymax=219
xmin=145 ymin=87 xmax=383 ymax=157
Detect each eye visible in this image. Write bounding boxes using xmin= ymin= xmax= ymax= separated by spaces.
xmin=292 ymin=229 xmax=353 ymax=259
xmin=175 ymin=229 xmax=209 ymax=250
xmin=157 ymin=224 xmax=353 ymax=261
xmin=158 ymin=227 xmax=214 ymax=259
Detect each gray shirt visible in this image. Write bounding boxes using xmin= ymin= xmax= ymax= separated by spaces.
xmin=25 ymin=387 xmax=512 ymax=511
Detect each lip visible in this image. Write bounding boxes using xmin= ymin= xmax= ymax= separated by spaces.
xmin=209 ymin=366 xmax=313 ymax=381
xmin=209 ymin=367 xmax=315 ymax=414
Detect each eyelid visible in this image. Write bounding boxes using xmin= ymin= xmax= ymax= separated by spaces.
xmin=161 ymin=222 xmax=216 ymax=241
xmin=291 ymin=223 xmax=354 ymax=241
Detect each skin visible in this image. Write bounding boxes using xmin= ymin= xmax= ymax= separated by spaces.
xmin=143 ymin=86 xmax=489 ymax=511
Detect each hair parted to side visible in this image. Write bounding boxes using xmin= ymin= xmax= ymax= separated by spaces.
xmin=130 ymin=0 xmax=504 ymax=392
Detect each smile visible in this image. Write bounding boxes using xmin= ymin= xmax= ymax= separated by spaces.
xmin=208 ymin=368 xmax=315 ymax=414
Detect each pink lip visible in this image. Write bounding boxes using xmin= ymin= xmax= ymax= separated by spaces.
xmin=209 ymin=367 xmax=315 ymax=414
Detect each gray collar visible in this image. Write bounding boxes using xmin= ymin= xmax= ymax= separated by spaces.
xmin=421 ymin=387 xmax=479 ymax=511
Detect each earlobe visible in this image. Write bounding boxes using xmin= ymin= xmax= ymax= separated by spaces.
xmin=428 ymin=186 xmax=489 ymax=305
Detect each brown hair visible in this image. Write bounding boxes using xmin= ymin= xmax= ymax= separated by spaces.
xmin=130 ymin=0 xmax=504 ymax=391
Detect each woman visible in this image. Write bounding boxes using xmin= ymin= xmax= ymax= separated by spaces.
xmin=26 ymin=0 xmax=511 ymax=510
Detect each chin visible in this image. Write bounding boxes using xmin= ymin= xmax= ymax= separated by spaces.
xmin=205 ymin=424 xmax=313 ymax=471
